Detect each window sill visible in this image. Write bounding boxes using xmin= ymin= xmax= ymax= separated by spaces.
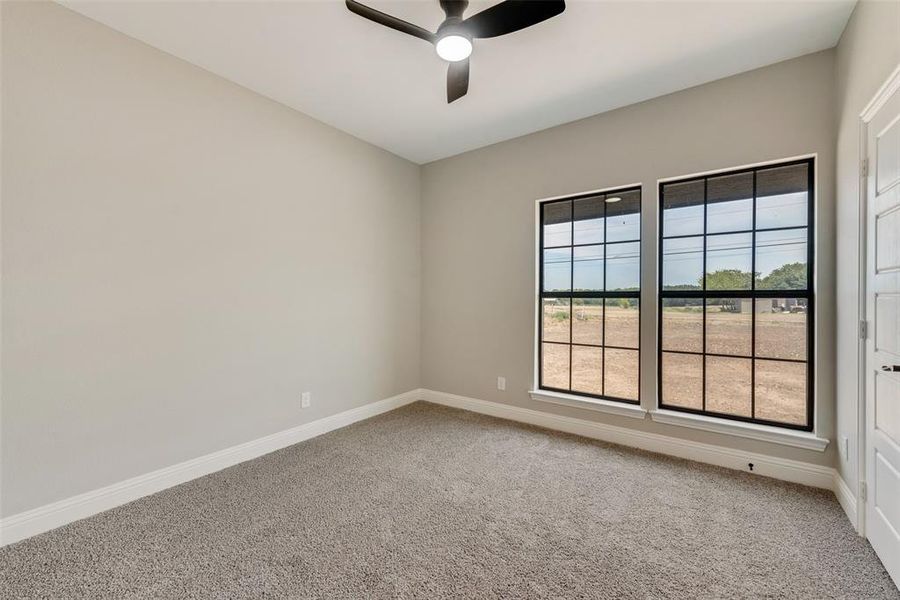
xmin=528 ymin=390 xmax=647 ymax=420
xmin=649 ymin=409 xmax=829 ymax=451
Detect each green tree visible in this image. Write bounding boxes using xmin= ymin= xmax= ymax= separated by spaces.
xmin=702 ymin=269 xmax=752 ymax=291
xmin=758 ymin=262 xmax=806 ymax=290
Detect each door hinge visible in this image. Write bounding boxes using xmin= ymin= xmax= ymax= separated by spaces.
xmin=861 ymin=158 xmax=869 ymax=178
xmin=860 ymin=320 xmax=868 ymax=340
xmin=860 ymin=481 xmax=867 ymax=502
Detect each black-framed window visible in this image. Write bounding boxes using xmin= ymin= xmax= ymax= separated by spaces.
xmin=538 ymin=187 xmax=641 ymax=403
xmin=658 ymin=158 xmax=814 ymax=430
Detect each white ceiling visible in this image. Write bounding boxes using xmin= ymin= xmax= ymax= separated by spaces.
xmin=61 ymin=0 xmax=855 ymax=164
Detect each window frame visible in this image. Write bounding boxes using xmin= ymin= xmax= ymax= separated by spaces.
xmin=535 ymin=185 xmax=642 ymax=405
xmin=656 ymin=157 xmax=815 ymax=432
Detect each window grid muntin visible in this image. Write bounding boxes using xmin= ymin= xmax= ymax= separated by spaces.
xmin=657 ymin=158 xmax=814 ymax=431
xmin=539 ymin=186 xmax=641 ymax=405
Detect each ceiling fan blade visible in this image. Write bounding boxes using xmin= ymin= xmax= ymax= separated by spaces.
xmin=462 ymin=0 xmax=565 ymax=39
xmin=447 ymin=59 xmax=469 ymax=103
xmin=345 ymin=0 xmax=435 ymax=43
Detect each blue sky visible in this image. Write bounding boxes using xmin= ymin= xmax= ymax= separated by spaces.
xmin=543 ymin=192 xmax=808 ymax=291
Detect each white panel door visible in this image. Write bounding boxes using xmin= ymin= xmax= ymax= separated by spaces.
xmin=866 ymin=75 xmax=900 ymax=590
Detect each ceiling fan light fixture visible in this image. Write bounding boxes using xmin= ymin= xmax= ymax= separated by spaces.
xmin=435 ymin=34 xmax=472 ymax=62
xmin=605 ymin=196 xmax=622 ymax=203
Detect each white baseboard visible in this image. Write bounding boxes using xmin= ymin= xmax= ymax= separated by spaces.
xmin=832 ymin=472 xmax=859 ymax=533
xmin=422 ymin=389 xmax=836 ymax=490
xmin=3 ymin=387 xmax=855 ymax=548
xmin=0 ymin=389 xmax=424 ymax=547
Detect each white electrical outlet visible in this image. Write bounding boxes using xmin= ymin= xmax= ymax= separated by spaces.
xmin=497 ymin=376 xmax=506 ymax=391
xmin=840 ymin=436 xmax=849 ymax=461
xmin=301 ymin=392 xmax=311 ymax=409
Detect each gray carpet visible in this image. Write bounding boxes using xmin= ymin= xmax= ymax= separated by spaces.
xmin=1 ymin=402 xmax=897 ymax=599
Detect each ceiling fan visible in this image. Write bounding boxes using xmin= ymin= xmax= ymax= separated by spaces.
xmin=345 ymin=0 xmax=566 ymax=103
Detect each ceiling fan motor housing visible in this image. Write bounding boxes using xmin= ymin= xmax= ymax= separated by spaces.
xmin=436 ymin=18 xmax=471 ymax=45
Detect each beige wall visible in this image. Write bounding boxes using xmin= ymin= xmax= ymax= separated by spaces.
xmin=0 ymin=2 xmax=421 ymax=516
xmin=421 ymin=51 xmax=837 ymax=467
xmin=2 ymin=0 xmax=878 ymax=520
xmin=833 ymin=0 xmax=900 ymax=489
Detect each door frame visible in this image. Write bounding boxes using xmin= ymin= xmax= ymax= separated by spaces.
xmin=857 ymin=62 xmax=900 ymax=538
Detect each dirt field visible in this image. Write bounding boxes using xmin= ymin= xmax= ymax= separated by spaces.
xmin=541 ymin=300 xmax=807 ymax=424
xmin=542 ymin=301 xmax=639 ymax=347
xmin=660 ymin=306 xmax=807 ymax=424
xmin=541 ymin=302 xmax=640 ymax=400
xmin=660 ymin=356 xmax=806 ymax=425
xmin=541 ymin=342 xmax=639 ymax=400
